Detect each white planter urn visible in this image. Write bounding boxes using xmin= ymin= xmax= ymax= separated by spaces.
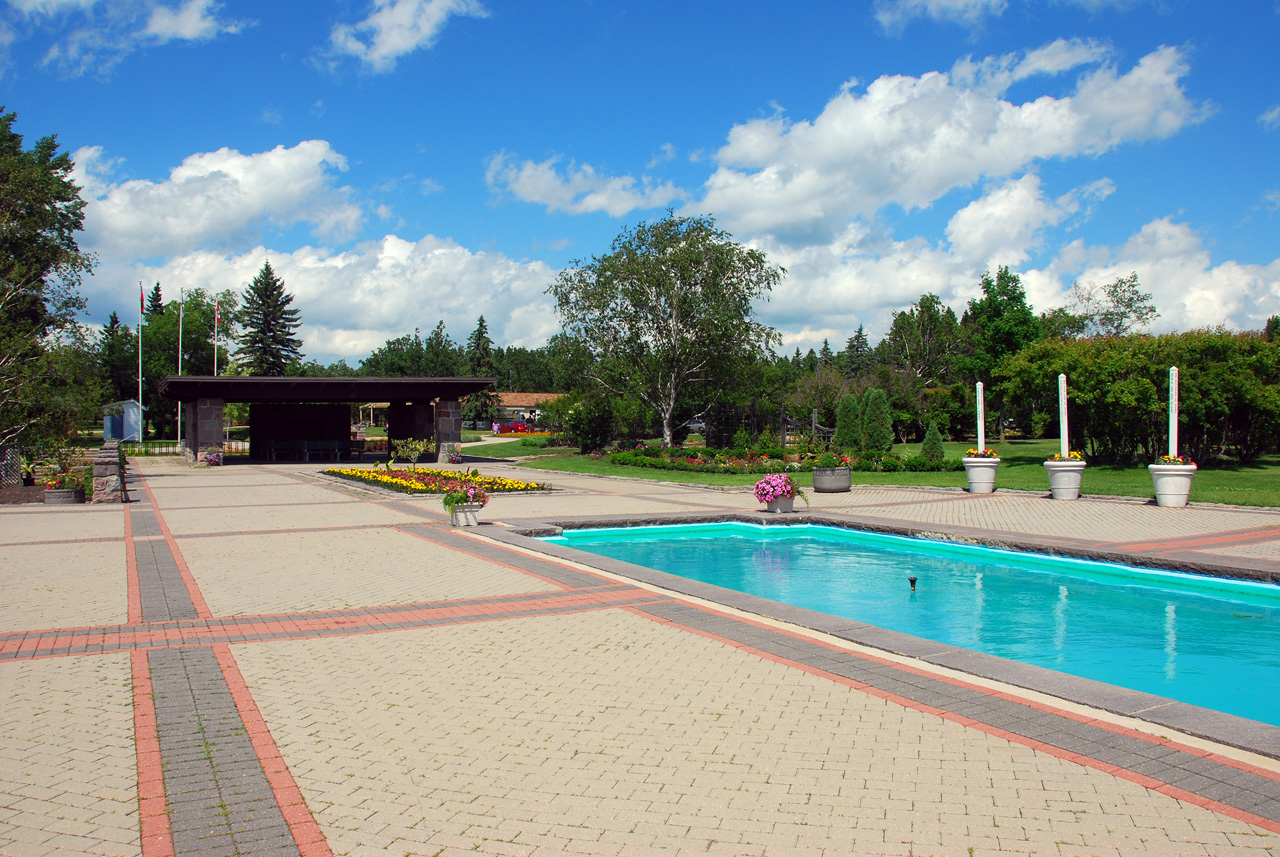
xmin=1149 ymin=464 xmax=1197 ymax=508
xmin=1043 ymin=460 xmax=1087 ymax=500
xmin=765 ymin=496 xmax=795 ymax=513
xmin=962 ymin=457 xmax=1000 ymax=494
xmin=449 ymin=502 xmax=484 ymax=526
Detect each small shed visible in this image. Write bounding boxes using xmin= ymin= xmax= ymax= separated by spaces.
xmin=103 ymin=400 xmax=143 ymax=442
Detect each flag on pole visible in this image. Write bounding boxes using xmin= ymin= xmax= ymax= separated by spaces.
xmin=141 ymin=282 xmax=146 ymax=315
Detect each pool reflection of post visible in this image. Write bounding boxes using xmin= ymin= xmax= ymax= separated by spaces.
xmin=1164 ymin=603 xmax=1177 ymax=681
xmin=973 ymin=572 xmax=984 ymax=641
xmin=1053 ymin=585 xmax=1068 ymax=656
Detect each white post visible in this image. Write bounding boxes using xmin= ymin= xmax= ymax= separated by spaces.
xmin=1169 ymin=366 xmax=1179 ymax=458
xmin=177 ymin=288 xmax=184 ymax=448
xmin=137 ymin=281 xmax=144 ymax=442
xmin=976 ymin=382 xmax=986 ymax=452
xmin=1058 ymin=373 xmax=1069 ymax=459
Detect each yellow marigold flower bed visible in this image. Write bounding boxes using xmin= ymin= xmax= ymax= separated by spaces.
xmin=325 ymin=466 xmax=549 ymax=495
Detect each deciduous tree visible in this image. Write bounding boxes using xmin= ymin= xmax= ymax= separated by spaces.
xmin=0 ymin=109 xmax=95 ymax=448
xmin=547 ymin=212 xmax=783 ymax=446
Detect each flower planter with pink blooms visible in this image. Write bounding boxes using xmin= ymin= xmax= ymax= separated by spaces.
xmin=753 ymin=473 xmax=806 ymax=513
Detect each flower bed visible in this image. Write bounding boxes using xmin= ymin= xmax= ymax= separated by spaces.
xmin=325 ymin=466 xmax=549 ymax=496
xmin=609 ymin=446 xmax=964 ymax=475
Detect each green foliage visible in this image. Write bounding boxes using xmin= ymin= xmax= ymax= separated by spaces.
xmin=146 ymin=283 xmax=164 ymax=316
xmin=360 ymin=321 xmax=464 ymax=377
xmin=133 ymin=287 xmax=238 ymax=437
xmin=564 ymin=395 xmax=614 ymax=453
xmin=97 ymin=312 xmax=135 ymax=403
xmin=392 ymin=438 xmax=435 ymax=468
xmin=833 ymin=394 xmax=862 ymax=450
xmin=816 ymin=451 xmax=838 ymax=468
xmin=861 ymin=388 xmax=894 ymax=453
xmin=732 ymin=426 xmax=752 ymax=449
xmin=0 ymin=109 xmax=96 ymax=448
xmin=236 ymin=261 xmax=303 ymax=376
xmin=462 ymin=315 xmax=501 ymax=423
xmin=1266 ymin=315 xmax=1280 ymax=343
xmin=920 ymin=420 xmax=945 ymax=462
xmin=962 ymin=266 xmax=1039 ymax=382
xmin=757 ymin=423 xmax=778 ymax=448
xmin=547 ymin=211 xmax=783 ymax=446
xmin=883 ymin=293 xmax=962 ymax=386
xmin=997 ymin=331 xmax=1280 ymax=465
xmin=841 ymin=324 xmax=873 ymax=378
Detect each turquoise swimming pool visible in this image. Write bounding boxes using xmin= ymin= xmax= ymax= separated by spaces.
xmin=543 ymin=522 xmax=1280 ymax=727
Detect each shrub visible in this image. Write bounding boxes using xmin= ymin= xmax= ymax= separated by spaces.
xmin=833 ymin=394 xmax=861 ymax=451
xmin=564 ymin=396 xmax=614 ymax=453
xmin=861 ymin=388 xmax=894 ymax=453
xmin=816 ymin=451 xmax=838 ymax=468
xmin=904 ymin=455 xmax=944 ymax=472
xmin=879 ymin=455 xmax=904 ymax=472
xmin=757 ymin=424 xmax=778 ymax=448
xmin=732 ymin=426 xmax=752 ymax=449
xmin=521 ymin=436 xmax=549 ymax=448
xmin=920 ymin=421 xmax=945 ymax=463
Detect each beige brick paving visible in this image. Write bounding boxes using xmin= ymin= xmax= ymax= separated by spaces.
xmin=0 ymin=507 xmax=125 ymax=545
xmin=235 ymin=610 xmax=1277 ymax=857
xmin=180 ymin=525 xmax=558 ymax=616
xmin=0 ymin=540 xmax=126 ymax=632
xmin=1203 ymin=539 xmax=1280 ymax=561
xmin=0 ymin=653 xmax=139 ymax=857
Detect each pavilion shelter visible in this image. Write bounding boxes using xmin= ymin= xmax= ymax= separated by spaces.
xmin=157 ymin=376 xmax=494 ymax=463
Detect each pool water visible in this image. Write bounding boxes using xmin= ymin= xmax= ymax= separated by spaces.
xmin=544 ymin=522 xmax=1280 ymax=727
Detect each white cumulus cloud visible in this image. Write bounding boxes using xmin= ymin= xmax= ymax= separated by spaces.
xmin=1260 ymin=104 xmax=1280 ymax=130
xmin=485 ymin=151 xmax=688 ymax=217
xmin=72 ymin=139 xmax=364 ymax=258
xmin=328 ymin=0 xmax=486 ymax=73
xmin=697 ymin=41 xmax=1207 ymax=244
xmin=945 ymin=173 xmax=1114 ymax=268
xmin=88 ymin=235 xmax=559 ymax=363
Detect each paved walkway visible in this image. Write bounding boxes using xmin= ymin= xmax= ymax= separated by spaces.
xmin=2 ymin=457 xmax=1279 ymax=856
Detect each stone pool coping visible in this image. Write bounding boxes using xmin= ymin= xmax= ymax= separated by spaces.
xmin=491 ymin=511 xmax=1280 ymax=762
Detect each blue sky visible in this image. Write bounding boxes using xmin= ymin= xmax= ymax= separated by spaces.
xmin=8 ymin=0 xmax=1279 ymax=364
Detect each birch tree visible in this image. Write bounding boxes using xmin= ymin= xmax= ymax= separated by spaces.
xmin=547 ymin=213 xmax=782 ymax=446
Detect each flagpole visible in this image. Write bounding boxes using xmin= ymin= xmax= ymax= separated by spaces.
xmin=177 ymin=287 xmax=184 ymax=449
xmin=137 ymin=281 xmax=144 ymax=442
xmin=214 ymin=298 xmax=220 ymax=376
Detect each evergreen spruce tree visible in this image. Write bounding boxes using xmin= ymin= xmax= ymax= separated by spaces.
xmin=236 ymin=261 xmax=303 ymax=376
xmin=921 ymin=420 xmax=945 ymax=462
xmin=861 ymin=387 xmax=894 ymax=453
xmin=97 ymin=312 xmax=136 ymax=402
xmin=833 ymin=394 xmax=862 ymax=452
xmin=842 ymin=324 xmax=872 ymax=377
xmin=146 ymin=283 xmax=164 ymax=316
xmin=462 ymin=315 xmax=501 ymax=424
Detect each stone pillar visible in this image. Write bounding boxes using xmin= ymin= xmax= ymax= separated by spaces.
xmin=91 ymin=441 xmax=128 ymax=503
xmin=434 ymin=398 xmax=462 ymax=462
xmin=184 ymin=397 xmax=225 ymax=464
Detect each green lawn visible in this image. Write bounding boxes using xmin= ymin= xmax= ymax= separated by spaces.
xmin=464 ymin=438 xmax=577 ymax=458
xmin=505 ymin=436 xmax=1280 ymax=507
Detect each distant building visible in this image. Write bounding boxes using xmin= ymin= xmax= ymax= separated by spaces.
xmin=103 ymin=400 xmax=143 ymax=442
xmin=496 ymin=393 xmax=565 ymax=422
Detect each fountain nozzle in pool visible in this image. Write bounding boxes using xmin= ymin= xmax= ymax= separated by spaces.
xmin=908 ymin=577 xmax=918 ymax=592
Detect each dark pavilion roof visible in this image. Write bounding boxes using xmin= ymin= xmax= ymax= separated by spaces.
xmin=157 ymin=376 xmax=495 ymax=403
